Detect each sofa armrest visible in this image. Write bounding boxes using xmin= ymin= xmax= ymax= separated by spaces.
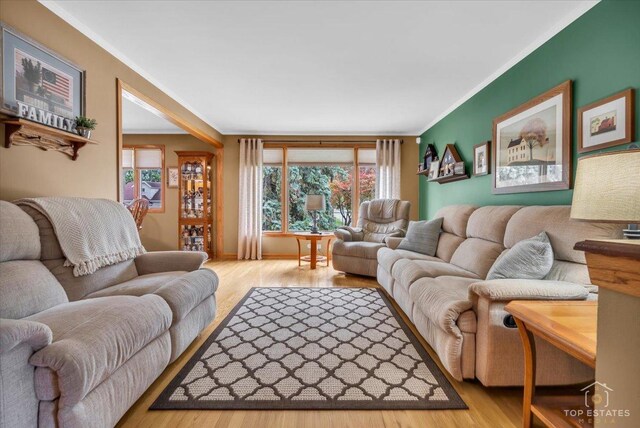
xmin=135 ymin=251 xmax=208 ymax=275
xmin=334 ymin=226 xmax=364 ymax=242
xmin=469 ymin=279 xmax=589 ymax=302
xmin=0 ymin=319 xmax=52 ymax=355
xmin=384 ymin=236 xmax=404 ymax=250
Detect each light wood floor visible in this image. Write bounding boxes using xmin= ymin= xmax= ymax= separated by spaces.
xmin=117 ymin=260 xmax=528 ymax=428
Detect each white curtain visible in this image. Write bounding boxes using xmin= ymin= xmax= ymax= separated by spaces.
xmin=375 ymin=139 xmax=401 ymax=199
xmin=237 ymin=138 xmax=263 ymax=260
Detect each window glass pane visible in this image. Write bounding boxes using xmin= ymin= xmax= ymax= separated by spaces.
xmin=359 ymin=165 xmax=376 ymax=204
xmin=122 ymin=168 xmax=134 ymax=205
xmin=136 ymin=149 xmax=162 ymax=168
xmin=262 ymin=165 xmax=282 ymax=231
xmin=139 ymin=168 xmax=162 ymax=209
xmin=288 ymin=165 xmax=353 ymax=231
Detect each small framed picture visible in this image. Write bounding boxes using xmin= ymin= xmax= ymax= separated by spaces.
xmin=167 ymin=167 xmax=179 ymax=188
xmin=428 ymin=160 xmax=440 ymax=180
xmin=473 ymin=141 xmax=490 ymax=176
xmin=578 ymin=88 xmax=635 ymax=153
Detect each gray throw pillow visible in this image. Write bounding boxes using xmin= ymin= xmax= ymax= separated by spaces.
xmin=397 ymin=218 xmax=443 ymax=256
xmin=486 ymin=231 xmax=554 ymax=280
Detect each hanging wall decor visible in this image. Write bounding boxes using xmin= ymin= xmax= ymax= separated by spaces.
xmin=577 ymin=88 xmax=635 ymax=153
xmin=492 ymin=80 xmax=571 ymax=194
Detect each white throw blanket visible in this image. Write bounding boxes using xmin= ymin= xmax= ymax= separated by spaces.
xmin=16 ymin=197 xmax=145 ymax=277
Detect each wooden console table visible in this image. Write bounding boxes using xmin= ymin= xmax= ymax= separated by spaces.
xmin=506 ymin=300 xmax=597 ymax=428
xmin=294 ymin=232 xmax=333 ymax=269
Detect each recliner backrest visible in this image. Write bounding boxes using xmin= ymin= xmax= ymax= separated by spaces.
xmin=357 ymin=199 xmax=410 ymax=243
xmin=20 ymin=205 xmax=139 ymax=301
xmin=0 ymin=201 xmax=68 ymax=319
xmin=432 ymin=204 xmax=478 ymax=262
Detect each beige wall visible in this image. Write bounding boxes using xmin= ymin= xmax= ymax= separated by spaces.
xmin=0 ymin=0 xmax=222 ymax=201
xmin=122 ymin=134 xmax=216 ymax=252
xmin=221 ymin=135 xmax=419 ymax=257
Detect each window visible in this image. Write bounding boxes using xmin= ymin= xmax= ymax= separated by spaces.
xmin=262 ymin=146 xmax=376 ymax=233
xmin=121 ymin=146 xmax=165 ymax=212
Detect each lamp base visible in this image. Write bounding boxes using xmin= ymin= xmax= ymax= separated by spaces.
xmin=309 ymin=210 xmax=321 ymax=234
xmin=624 ymin=224 xmax=639 ymax=239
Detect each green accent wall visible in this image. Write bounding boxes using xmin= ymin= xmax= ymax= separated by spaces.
xmin=419 ymin=0 xmax=640 ymax=219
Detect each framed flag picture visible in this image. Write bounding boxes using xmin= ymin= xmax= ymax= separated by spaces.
xmin=0 ymin=23 xmax=85 ymax=133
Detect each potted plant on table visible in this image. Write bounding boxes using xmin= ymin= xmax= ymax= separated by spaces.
xmin=74 ymin=116 xmax=98 ymax=138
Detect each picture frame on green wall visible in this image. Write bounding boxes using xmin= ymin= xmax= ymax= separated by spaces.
xmin=473 ymin=141 xmax=490 ymax=176
xmin=492 ymin=80 xmax=572 ymax=194
xmin=577 ymin=88 xmax=635 ymax=153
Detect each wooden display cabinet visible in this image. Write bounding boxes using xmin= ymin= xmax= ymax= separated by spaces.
xmin=176 ymin=151 xmax=215 ymax=258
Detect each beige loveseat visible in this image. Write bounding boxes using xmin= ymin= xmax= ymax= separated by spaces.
xmin=332 ymin=199 xmax=410 ymax=276
xmin=0 ymin=201 xmax=218 ymax=428
xmin=377 ymin=204 xmax=621 ymax=386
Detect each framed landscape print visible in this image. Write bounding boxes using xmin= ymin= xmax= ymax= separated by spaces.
xmin=577 ymin=88 xmax=635 ymax=153
xmin=473 ymin=141 xmax=490 ymax=176
xmin=0 ymin=23 xmax=85 ymax=133
xmin=492 ymin=80 xmax=571 ymax=194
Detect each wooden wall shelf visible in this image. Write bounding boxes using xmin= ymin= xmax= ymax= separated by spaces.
xmin=417 ymin=168 xmax=470 ymax=184
xmin=1 ymin=117 xmax=98 ymax=160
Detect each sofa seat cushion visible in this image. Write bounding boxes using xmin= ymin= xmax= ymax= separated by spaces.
xmin=377 ymin=247 xmax=443 ymax=273
xmin=332 ymin=240 xmax=384 ymax=259
xmin=393 ymin=260 xmax=479 ymax=286
xmin=410 ymin=276 xmax=478 ymax=335
xmin=85 ymin=271 xmax=186 ymax=298
xmin=27 ymin=295 xmax=171 ymax=407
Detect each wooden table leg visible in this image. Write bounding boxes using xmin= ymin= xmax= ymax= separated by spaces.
xmin=326 ymin=238 xmax=332 ymax=266
xmin=515 ymin=318 xmax=536 ymax=428
xmin=310 ymin=238 xmax=317 ymax=269
xmin=296 ymin=238 xmax=301 ymax=267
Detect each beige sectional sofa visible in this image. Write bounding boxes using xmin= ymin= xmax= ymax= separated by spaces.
xmin=377 ymin=204 xmax=621 ymax=386
xmin=0 ymin=201 xmax=218 ymax=428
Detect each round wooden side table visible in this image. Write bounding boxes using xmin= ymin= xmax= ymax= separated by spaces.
xmin=294 ymin=232 xmax=333 ymax=269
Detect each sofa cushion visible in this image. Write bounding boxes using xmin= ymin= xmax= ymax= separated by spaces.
xmin=449 ymin=238 xmax=504 ymax=279
xmin=392 ymin=260 xmax=479 ymax=299
xmin=19 ymin=205 xmax=64 ymax=261
xmin=397 ymin=218 xmax=443 ymax=256
xmin=27 ymin=295 xmax=171 ymax=407
xmin=43 ymin=258 xmax=139 ymax=302
xmin=0 ymin=201 xmax=40 ymax=262
xmin=331 ymin=240 xmax=384 ymax=259
xmin=503 ymin=206 xmax=623 ymax=264
xmin=466 ymin=206 xmax=521 ymax=244
xmin=433 ymin=204 xmax=478 ymax=238
xmin=84 ymin=271 xmax=185 ymax=298
xmin=410 ymin=276 xmax=477 ymax=334
xmin=0 ymin=261 xmax=69 ymax=319
xmin=402 ymin=260 xmax=480 ymax=281
xmin=435 ymin=233 xmax=465 ymax=263
xmin=546 ymin=260 xmax=591 ymax=285
xmin=487 ymin=232 xmax=554 ymax=280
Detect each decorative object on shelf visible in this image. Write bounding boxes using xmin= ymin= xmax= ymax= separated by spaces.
xmin=422 ymin=143 xmax=438 ymax=172
xmin=177 ymin=151 xmax=215 ymax=257
xmin=473 ymin=141 xmax=490 ymax=176
xmin=493 ymin=80 xmax=571 ymax=194
xmin=305 ymin=194 xmax=325 ymax=234
xmin=571 ymin=149 xmax=640 ymax=239
xmin=73 ymin=116 xmax=97 ymax=138
xmin=427 ymin=159 xmax=440 ymax=180
xmin=439 ymin=144 xmax=462 ymax=177
xmin=1 ymin=23 xmax=85 ymax=133
xmin=1 ymin=117 xmax=97 ymax=160
xmin=167 ymin=167 xmax=179 ymax=188
xmin=578 ymin=88 xmax=635 ymax=153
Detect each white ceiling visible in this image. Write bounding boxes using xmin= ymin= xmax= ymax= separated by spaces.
xmin=121 ymin=96 xmax=186 ymax=134
xmin=42 ymin=0 xmax=597 ymax=135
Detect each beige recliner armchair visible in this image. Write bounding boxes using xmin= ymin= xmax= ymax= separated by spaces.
xmin=332 ymin=199 xmax=410 ymax=276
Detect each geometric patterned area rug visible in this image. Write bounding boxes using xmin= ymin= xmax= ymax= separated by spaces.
xmin=151 ymin=287 xmax=466 ymax=410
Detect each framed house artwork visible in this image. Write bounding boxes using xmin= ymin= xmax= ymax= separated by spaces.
xmin=167 ymin=167 xmax=179 ymax=188
xmin=0 ymin=23 xmax=85 ymax=133
xmin=577 ymin=88 xmax=635 ymax=153
xmin=492 ymin=80 xmax=571 ymax=194
xmin=473 ymin=141 xmax=490 ymax=176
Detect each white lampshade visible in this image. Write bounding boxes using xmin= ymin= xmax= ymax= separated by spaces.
xmin=305 ymin=194 xmax=325 ymax=211
xmin=571 ymin=149 xmax=640 ymax=223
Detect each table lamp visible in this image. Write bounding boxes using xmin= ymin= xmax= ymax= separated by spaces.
xmin=570 ymin=149 xmax=640 ymax=238
xmin=305 ymin=194 xmax=325 ymax=234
